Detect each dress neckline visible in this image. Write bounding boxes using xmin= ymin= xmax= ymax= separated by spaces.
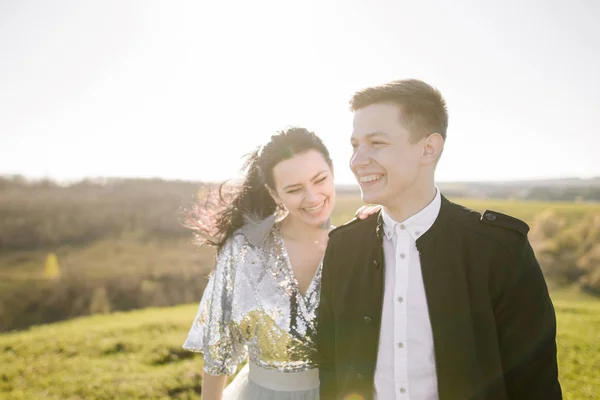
xmin=273 ymin=224 xmax=323 ymax=301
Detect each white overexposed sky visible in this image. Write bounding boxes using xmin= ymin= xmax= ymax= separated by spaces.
xmin=1 ymin=0 xmax=599 ymax=185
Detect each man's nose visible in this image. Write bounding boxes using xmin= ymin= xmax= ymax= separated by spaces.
xmin=350 ymin=146 xmax=371 ymax=169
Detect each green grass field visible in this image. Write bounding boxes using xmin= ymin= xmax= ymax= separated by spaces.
xmin=1 ymin=287 xmax=598 ymax=400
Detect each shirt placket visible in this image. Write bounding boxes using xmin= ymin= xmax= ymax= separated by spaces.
xmin=394 ymin=225 xmax=410 ymax=397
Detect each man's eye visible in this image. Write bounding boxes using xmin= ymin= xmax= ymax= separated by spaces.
xmin=316 ymin=177 xmax=327 ymax=184
xmin=287 ymin=189 xmax=301 ymax=194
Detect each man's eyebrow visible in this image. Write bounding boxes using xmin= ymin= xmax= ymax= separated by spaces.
xmin=351 ymin=131 xmax=390 ymax=141
xmin=365 ymin=131 xmax=390 ymax=138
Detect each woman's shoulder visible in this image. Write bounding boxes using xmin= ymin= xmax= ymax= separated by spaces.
xmin=215 ymin=227 xmax=277 ymax=278
xmin=222 ymin=229 xmax=251 ymax=250
xmin=223 ymin=224 xmax=277 ymax=253
xmin=237 ymin=214 xmax=279 ymax=248
xmin=214 ymin=232 xmax=259 ymax=275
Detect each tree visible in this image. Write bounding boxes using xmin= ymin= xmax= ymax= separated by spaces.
xmin=44 ymin=253 xmax=61 ymax=279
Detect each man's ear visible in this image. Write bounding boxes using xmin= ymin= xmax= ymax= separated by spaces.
xmin=422 ymin=133 xmax=444 ymax=163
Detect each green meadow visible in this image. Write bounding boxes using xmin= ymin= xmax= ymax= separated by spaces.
xmin=1 ymin=287 xmax=599 ymax=400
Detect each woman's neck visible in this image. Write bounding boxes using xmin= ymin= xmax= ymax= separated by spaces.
xmin=279 ymin=215 xmax=330 ymax=243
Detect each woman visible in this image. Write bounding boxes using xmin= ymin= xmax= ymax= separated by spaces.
xmin=182 ymin=127 xmax=374 ymax=399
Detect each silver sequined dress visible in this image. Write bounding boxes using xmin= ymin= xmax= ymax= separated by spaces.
xmin=183 ymin=224 xmax=321 ymax=399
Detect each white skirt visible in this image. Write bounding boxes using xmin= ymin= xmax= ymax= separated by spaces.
xmin=223 ymin=362 xmax=320 ymax=400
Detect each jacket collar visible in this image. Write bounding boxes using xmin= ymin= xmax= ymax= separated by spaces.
xmin=415 ymin=194 xmax=454 ymax=252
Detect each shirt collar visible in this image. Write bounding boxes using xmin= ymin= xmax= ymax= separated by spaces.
xmin=381 ymin=187 xmax=442 ymax=241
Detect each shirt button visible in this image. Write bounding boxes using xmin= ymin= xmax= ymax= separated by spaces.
xmin=397 ymin=296 xmax=404 ymax=303
xmin=399 ymin=253 xmax=406 ymax=259
xmin=415 ymin=231 xmax=420 ymax=236
xmin=356 ymin=373 xmax=365 ymax=380
xmin=399 ymin=387 xmax=407 ymax=394
xmin=364 ymin=316 xmax=372 ymax=325
xmin=397 ymin=342 xmax=404 ymax=348
xmin=399 ymin=224 xmax=406 ymax=230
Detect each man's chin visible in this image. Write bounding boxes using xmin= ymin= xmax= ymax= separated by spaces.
xmin=360 ymin=190 xmax=382 ymax=206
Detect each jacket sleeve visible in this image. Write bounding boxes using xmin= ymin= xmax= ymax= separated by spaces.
xmin=317 ymin=237 xmax=339 ymax=399
xmin=492 ymin=236 xmax=562 ymax=400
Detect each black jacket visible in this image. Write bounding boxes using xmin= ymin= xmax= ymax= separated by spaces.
xmin=317 ymin=196 xmax=561 ymax=400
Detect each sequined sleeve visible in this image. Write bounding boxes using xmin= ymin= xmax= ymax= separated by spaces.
xmin=182 ymin=236 xmax=248 ymax=375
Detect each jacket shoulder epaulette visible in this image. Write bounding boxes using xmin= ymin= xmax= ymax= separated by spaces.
xmin=480 ymin=210 xmax=530 ymax=237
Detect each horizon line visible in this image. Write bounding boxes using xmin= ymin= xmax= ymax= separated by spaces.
xmin=1 ymin=173 xmax=599 ymax=186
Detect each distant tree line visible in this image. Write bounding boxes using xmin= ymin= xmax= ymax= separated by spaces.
xmin=0 ymin=176 xmax=205 ymax=252
xmin=438 ymin=180 xmax=600 ymax=202
xmin=0 ymin=176 xmax=215 ymax=332
xmin=0 ymin=272 xmax=209 ymax=332
xmin=1 ymin=175 xmax=598 ymax=253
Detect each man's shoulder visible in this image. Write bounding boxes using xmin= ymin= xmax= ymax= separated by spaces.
xmin=447 ymin=199 xmax=530 ymax=246
xmin=328 ymin=212 xmax=379 ymax=240
xmin=477 ymin=209 xmax=530 ymax=237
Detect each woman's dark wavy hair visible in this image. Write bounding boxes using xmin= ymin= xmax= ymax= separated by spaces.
xmin=184 ymin=127 xmax=332 ymax=251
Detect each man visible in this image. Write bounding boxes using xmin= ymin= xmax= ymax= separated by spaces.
xmin=317 ymin=79 xmax=561 ymax=400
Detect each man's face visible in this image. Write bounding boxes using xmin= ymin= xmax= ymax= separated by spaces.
xmin=350 ymin=103 xmax=425 ymax=207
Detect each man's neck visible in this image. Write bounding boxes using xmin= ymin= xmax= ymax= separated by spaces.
xmin=384 ymin=185 xmax=437 ymax=223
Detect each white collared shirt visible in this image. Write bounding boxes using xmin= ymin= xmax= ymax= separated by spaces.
xmin=374 ymin=188 xmax=442 ymax=400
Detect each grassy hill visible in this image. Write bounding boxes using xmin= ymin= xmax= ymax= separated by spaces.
xmin=1 ymin=287 xmax=598 ymax=399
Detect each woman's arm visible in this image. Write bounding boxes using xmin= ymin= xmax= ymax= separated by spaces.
xmin=182 ymin=235 xmax=248 ymax=396
xmin=200 ymin=373 xmax=228 ymax=400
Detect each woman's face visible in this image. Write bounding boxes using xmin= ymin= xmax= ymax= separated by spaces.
xmin=270 ymin=149 xmax=335 ymax=228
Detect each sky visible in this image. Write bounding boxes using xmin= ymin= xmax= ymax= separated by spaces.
xmin=1 ymin=0 xmax=599 ymax=185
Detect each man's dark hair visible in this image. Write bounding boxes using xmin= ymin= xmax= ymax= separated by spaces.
xmin=350 ymin=79 xmax=448 ymax=143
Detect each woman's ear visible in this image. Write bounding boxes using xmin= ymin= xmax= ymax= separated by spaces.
xmin=265 ymin=184 xmax=280 ymax=204
xmin=265 ymin=184 xmax=286 ymax=213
